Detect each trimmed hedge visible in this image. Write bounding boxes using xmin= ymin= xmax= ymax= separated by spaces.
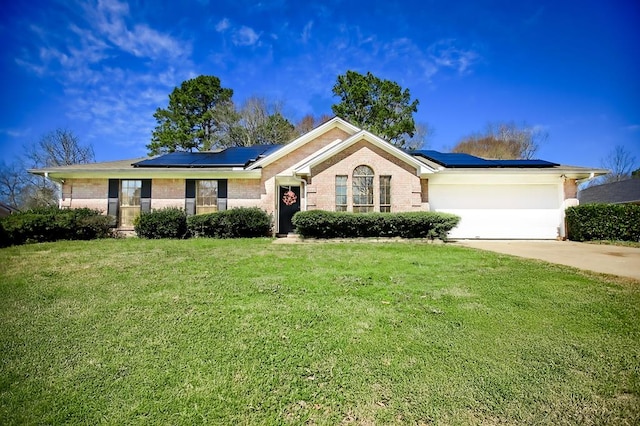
xmin=187 ymin=207 xmax=272 ymax=238
xmin=292 ymin=210 xmax=461 ymax=240
xmin=134 ymin=207 xmax=188 ymax=239
xmin=0 ymin=207 xmax=112 ymax=247
xmin=566 ymin=203 xmax=640 ymax=242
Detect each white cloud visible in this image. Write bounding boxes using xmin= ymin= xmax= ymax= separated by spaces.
xmin=232 ymin=26 xmax=260 ymax=46
xmin=13 ymin=0 xmax=195 ymax=153
xmin=14 ymin=57 xmax=46 ymax=76
xmin=0 ymin=127 xmax=32 ymax=138
xmin=90 ymin=0 xmax=190 ymax=60
xmin=301 ymin=21 xmax=313 ymax=43
xmin=428 ymin=39 xmax=479 ymax=75
xmin=215 ymin=18 xmax=230 ymax=32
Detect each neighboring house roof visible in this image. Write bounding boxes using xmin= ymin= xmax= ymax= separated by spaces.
xmin=0 ymin=201 xmax=18 ymax=217
xmin=579 ymin=178 xmax=640 ymax=204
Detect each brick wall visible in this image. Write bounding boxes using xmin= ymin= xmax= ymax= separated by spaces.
xmin=563 ymin=178 xmax=578 ymax=199
xmin=228 ymin=179 xmax=263 ymax=208
xmin=151 ymin=179 xmax=185 ymax=210
xmin=63 ymin=178 xmax=270 ymax=213
xmin=62 ymin=178 xmax=108 ymax=212
xmin=307 ymin=139 xmax=423 ymax=212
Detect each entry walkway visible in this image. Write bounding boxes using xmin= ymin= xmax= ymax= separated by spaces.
xmin=456 ymin=240 xmax=640 ymax=281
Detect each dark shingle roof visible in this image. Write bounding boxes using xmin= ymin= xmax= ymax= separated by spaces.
xmin=133 ymin=145 xmax=282 ymax=168
xmin=409 ymin=150 xmax=559 ymax=168
xmin=579 ymin=178 xmax=640 ymax=204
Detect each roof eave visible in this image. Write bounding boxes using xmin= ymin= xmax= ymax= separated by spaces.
xmin=30 ymin=168 xmax=263 ymax=180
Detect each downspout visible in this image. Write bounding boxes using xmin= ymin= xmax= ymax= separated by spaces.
xmin=44 ymin=172 xmax=64 ymax=209
xmin=559 ymin=175 xmax=567 ymax=240
xmin=291 ymin=174 xmax=307 ymax=211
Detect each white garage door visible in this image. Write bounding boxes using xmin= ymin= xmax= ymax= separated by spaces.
xmin=430 ymin=184 xmax=562 ymax=239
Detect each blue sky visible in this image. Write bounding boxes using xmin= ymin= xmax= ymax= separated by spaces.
xmin=1 ymin=0 xmax=638 ymax=169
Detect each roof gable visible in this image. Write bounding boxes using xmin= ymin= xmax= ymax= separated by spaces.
xmin=247 ymin=117 xmax=360 ymax=170
xmin=292 ymin=130 xmax=434 ymax=176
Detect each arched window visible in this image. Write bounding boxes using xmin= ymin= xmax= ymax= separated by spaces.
xmin=352 ymin=165 xmax=374 ymax=212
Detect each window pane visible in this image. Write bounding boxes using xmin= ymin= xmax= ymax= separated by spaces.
xmin=353 ymin=166 xmax=374 ymax=211
xmin=196 ymin=180 xmax=218 ymax=214
xmin=380 ymin=175 xmax=391 ymax=213
xmin=120 ymin=180 xmax=141 ymax=207
xmin=335 ymin=175 xmax=347 ymax=211
xmin=353 ymin=165 xmax=374 ymax=177
xmin=119 ymin=180 xmax=142 ymax=227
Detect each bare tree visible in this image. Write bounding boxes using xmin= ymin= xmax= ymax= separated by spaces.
xmin=0 ymin=129 xmax=94 ymax=209
xmin=600 ymin=145 xmax=637 ymax=183
xmin=405 ymin=122 xmax=434 ymax=151
xmin=214 ymin=97 xmax=298 ymax=147
xmin=27 ymin=128 xmax=94 ymax=167
xmin=296 ymin=114 xmax=317 ymax=134
xmin=452 ymin=122 xmax=547 ymax=159
xmin=0 ymin=161 xmax=29 ymax=208
xmin=295 ymin=114 xmax=333 ymax=135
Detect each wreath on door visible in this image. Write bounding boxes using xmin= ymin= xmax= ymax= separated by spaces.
xmin=282 ymin=187 xmax=297 ymax=206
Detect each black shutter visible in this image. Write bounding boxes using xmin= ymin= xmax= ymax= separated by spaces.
xmin=185 ymin=179 xmax=196 ymax=215
xmin=217 ymin=179 xmax=228 ymax=211
xmin=140 ymin=179 xmax=152 ymax=213
xmin=107 ymin=179 xmax=119 ymax=223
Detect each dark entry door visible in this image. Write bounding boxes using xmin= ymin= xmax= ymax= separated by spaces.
xmin=278 ymin=186 xmax=301 ymax=234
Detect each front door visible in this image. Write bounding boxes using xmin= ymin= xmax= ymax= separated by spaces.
xmin=278 ymin=186 xmax=301 ymax=234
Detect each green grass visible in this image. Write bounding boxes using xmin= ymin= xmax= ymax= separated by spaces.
xmin=1 ymin=238 xmax=639 ymax=425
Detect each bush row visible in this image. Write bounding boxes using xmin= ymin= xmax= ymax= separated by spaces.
xmin=291 ymin=210 xmax=461 ymax=240
xmin=133 ymin=207 xmax=272 ymax=239
xmin=0 ymin=207 xmax=112 ymax=247
xmin=566 ymin=203 xmax=640 ymax=242
xmin=187 ymin=207 xmax=272 ymax=238
xmin=134 ymin=207 xmax=189 ymax=239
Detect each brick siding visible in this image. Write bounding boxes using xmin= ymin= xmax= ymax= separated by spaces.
xmin=151 ymin=179 xmax=185 ymax=210
xmin=228 ymin=179 xmax=263 ymax=208
xmin=307 ymin=139 xmax=423 ymax=212
xmin=62 ymin=178 xmax=108 ymax=212
xmin=563 ymin=178 xmax=578 ymax=199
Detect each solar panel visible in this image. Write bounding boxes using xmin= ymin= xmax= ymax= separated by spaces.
xmin=488 ymin=159 xmax=559 ymax=167
xmin=133 ymin=145 xmax=281 ymax=167
xmin=410 ymin=150 xmax=558 ymax=168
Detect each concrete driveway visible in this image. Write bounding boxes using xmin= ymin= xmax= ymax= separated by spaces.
xmin=456 ymin=240 xmax=640 ymax=281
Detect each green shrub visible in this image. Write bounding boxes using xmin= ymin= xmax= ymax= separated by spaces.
xmin=566 ymin=203 xmax=640 ymax=242
xmin=187 ymin=207 xmax=272 ymax=238
xmin=134 ymin=207 xmax=188 ymax=239
xmin=292 ymin=210 xmax=460 ymax=240
xmin=0 ymin=207 xmax=112 ymax=246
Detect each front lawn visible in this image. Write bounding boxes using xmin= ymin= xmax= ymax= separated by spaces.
xmin=1 ymin=239 xmax=638 ymax=424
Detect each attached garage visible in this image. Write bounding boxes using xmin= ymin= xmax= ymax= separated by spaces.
xmin=407 ymin=150 xmax=605 ymax=240
xmin=429 ymin=182 xmax=563 ymax=239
